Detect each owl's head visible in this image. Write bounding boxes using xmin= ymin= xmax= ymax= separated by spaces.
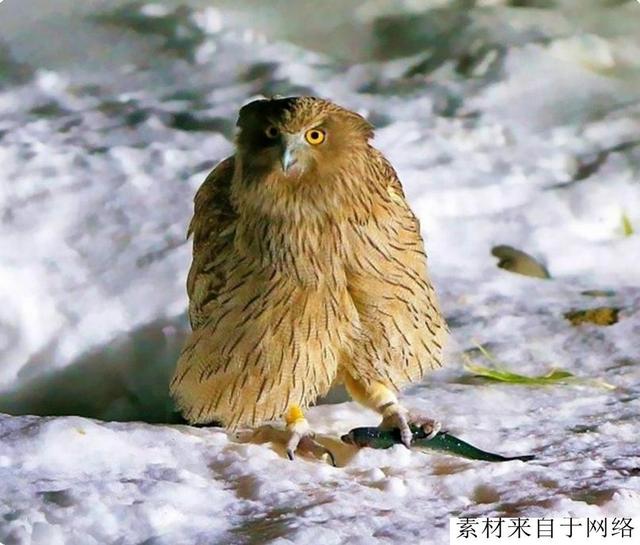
xmin=235 ymin=96 xmax=374 ymax=180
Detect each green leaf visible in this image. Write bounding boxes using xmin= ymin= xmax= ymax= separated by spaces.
xmin=463 ymin=343 xmax=616 ymax=389
xmin=463 ymin=362 xmax=576 ymax=385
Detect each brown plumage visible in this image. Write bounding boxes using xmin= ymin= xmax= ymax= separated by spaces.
xmin=170 ymin=96 xmax=447 ymax=436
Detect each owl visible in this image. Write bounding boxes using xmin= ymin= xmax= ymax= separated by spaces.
xmin=170 ymin=96 xmax=447 ymax=462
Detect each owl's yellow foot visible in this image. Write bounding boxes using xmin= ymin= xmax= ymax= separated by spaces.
xmin=344 ymin=377 xmax=441 ymax=450
xmin=284 ymin=406 xmax=336 ymax=466
xmin=380 ymin=405 xmax=441 ymax=449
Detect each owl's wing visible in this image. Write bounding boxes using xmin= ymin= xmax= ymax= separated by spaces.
xmin=172 ymin=156 xmax=345 ymax=427
xmin=345 ymin=152 xmax=448 ymax=389
xmin=185 ymin=156 xmax=237 ymax=330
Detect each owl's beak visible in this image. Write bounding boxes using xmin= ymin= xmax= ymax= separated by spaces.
xmin=280 ymin=135 xmax=305 ymax=174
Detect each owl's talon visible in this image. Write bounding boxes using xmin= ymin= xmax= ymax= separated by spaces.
xmin=285 ymin=431 xmax=336 ymax=466
xmin=284 ymin=408 xmax=335 ymax=465
xmin=380 ymin=408 xmax=412 ymax=448
xmin=415 ymin=415 xmax=441 ymax=440
xmin=380 ymin=408 xmax=441 ymax=448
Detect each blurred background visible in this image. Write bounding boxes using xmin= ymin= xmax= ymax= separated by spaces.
xmin=1 ymin=0 xmax=639 ymax=423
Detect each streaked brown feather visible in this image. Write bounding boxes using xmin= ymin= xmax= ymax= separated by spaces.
xmin=342 ymin=149 xmax=448 ymax=389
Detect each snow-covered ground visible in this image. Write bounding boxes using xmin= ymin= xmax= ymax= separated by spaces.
xmin=1 ymin=1 xmax=639 ymax=544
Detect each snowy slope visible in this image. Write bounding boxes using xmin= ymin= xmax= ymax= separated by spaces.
xmin=1 ymin=1 xmax=639 ymax=544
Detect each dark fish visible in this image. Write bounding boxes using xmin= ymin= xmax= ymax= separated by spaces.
xmin=341 ymin=426 xmax=535 ymax=463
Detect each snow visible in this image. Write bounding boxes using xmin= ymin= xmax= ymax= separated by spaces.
xmin=1 ymin=1 xmax=639 ymax=544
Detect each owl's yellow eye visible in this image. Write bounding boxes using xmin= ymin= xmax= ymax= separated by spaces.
xmin=265 ymin=126 xmax=279 ymax=139
xmin=305 ymin=128 xmax=326 ymax=145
